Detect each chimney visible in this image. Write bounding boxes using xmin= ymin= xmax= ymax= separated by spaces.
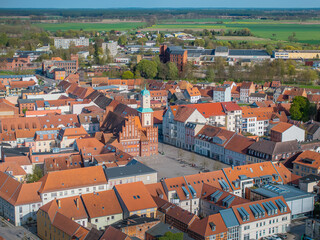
xmin=75 ymin=198 xmax=79 ymax=209
xmin=57 ymin=199 xmax=61 ymax=208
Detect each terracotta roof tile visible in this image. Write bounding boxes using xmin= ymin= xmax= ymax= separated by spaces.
xmin=114 ymin=181 xmax=157 ymax=212
xmin=292 ymin=151 xmax=320 ymax=169
xmin=271 ymin=122 xmax=294 ymax=133
xmin=81 ymin=190 xmax=122 ymax=218
xmin=38 ymin=166 xmax=107 ymax=193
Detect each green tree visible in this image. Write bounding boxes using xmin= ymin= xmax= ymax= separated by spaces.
xmin=136 ymin=59 xmax=158 ymax=79
xmin=206 ymin=66 xmax=215 ymax=82
xmin=287 ymin=64 xmax=296 ymax=76
xmin=122 ymin=71 xmax=134 ymax=79
xmin=194 ymin=38 xmax=205 ymax=47
xmin=0 ymin=33 xmax=8 ymax=47
xmin=159 ymin=232 xmax=184 ymax=240
xmin=26 ymin=165 xmax=43 ymax=183
xmin=118 ymin=35 xmax=127 ymax=45
xmin=290 ymin=96 xmax=311 ymax=122
xmin=167 ymin=62 xmax=178 ymax=80
xmin=266 ymin=45 xmax=274 ymax=55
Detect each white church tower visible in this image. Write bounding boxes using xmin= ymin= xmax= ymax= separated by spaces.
xmin=137 ymin=87 xmax=154 ymax=128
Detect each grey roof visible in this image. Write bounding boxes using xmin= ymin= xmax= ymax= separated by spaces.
xmin=104 ymin=159 xmax=156 ymax=180
xmin=84 ymin=228 xmax=103 ymax=240
xmin=219 ymin=208 xmax=239 ymax=228
xmin=2 ymin=147 xmax=30 ymax=157
xmin=18 ymin=98 xmax=43 ymax=104
xmin=229 ymin=49 xmax=270 ymax=56
xmin=215 ymin=46 xmax=229 ymax=53
xmin=299 ymin=174 xmax=320 ymax=183
xmin=251 ymin=184 xmax=314 ymax=201
xmin=304 ymin=121 xmax=320 ymax=135
xmin=111 ymin=214 xmax=158 ymax=229
xmin=146 ymin=222 xmax=192 ymax=240
xmin=248 ymin=140 xmax=300 ymax=156
xmin=249 ymin=93 xmax=267 ymax=98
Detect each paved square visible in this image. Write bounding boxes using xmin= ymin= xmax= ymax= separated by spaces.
xmin=138 ymin=143 xmax=228 ymax=180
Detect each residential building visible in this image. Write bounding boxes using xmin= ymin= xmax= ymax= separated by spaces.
xmin=246 ymin=139 xmax=300 ymax=163
xmin=292 ymin=151 xmax=320 ymax=177
xmin=81 ymin=190 xmax=123 ymax=230
xmin=114 ymin=181 xmax=157 ymax=219
xmin=239 ymin=82 xmax=255 ymax=102
xmin=54 ymin=37 xmax=89 ymax=49
xmin=78 ymin=113 xmax=102 ymax=134
xmin=249 ymin=184 xmax=314 ymax=219
xmin=184 ymin=87 xmax=201 ymax=103
xmin=305 ymin=218 xmax=320 ymax=239
xmin=231 ymin=196 xmax=291 ymax=240
xmin=248 ymin=92 xmax=267 ymax=103
xmin=102 ymin=41 xmax=118 ymax=57
xmin=0 ymin=171 xmax=42 ymax=226
xmin=213 ymin=86 xmax=231 ymax=102
xmin=56 ymin=126 xmax=88 ymax=148
xmin=104 ymin=159 xmax=157 ymax=188
xmin=38 ymin=166 xmax=108 ymax=204
xmin=271 ymin=122 xmax=305 ymax=142
xmin=163 ymin=105 xmax=206 ymax=147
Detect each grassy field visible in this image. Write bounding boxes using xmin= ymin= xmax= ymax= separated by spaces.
xmin=150 ymin=20 xmax=320 ymax=44
xmin=34 ymin=22 xmax=146 ymax=31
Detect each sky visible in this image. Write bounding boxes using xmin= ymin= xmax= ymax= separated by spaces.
xmin=2 ymin=0 xmax=320 ymax=9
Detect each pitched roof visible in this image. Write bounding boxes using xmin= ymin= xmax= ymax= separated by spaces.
xmin=186 ymin=87 xmax=201 ymax=97
xmin=292 ymin=150 xmax=320 ymax=169
xmin=231 ymin=196 xmax=290 ymax=225
xmin=223 ymin=162 xmax=293 ymax=190
xmin=38 ymin=166 xmax=107 ymax=193
xmin=248 ymin=140 xmax=300 ymax=156
xmin=271 ymin=122 xmax=294 ymax=133
xmin=114 ymin=181 xmax=157 ymax=212
xmin=224 ymin=134 xmax=255 ymax=154
xmin=173 ymin=106 xmax=196 ymax=122
xmin=100 ymin=226 xmax=129 ymax=240
xmin=40 ymin=196 xmax=88 ymax=221
xmin=81 ymin=190 xmax=122 ymax=218
xmin=188 ymin=213 xmax=228 ymax=237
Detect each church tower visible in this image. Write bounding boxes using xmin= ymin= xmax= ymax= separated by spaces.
xmin=137 ymin=87 xmax=153 ymax=127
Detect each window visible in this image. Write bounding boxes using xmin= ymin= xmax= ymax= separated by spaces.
xmin=95 ymin=219 xmax=98 ymax=223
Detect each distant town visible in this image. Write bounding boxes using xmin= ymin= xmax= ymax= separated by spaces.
xmin=0 ymin=7 xmax=320 ymax=240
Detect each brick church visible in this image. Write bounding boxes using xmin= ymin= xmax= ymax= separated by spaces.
xmin=99 ymin=88 xmax=158 ymax=157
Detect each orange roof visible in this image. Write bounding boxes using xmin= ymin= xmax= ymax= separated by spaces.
xmin=51 ymin=57 xmax=64 ymax=61
xmin=186 ymin=102 xmax=226 ymax=117
xmin=0 ymin=162 xmax=27 ymax=176
xmin=271 ymin=122 xmax=294 ymax=133
xmin=114 ymin=181 xmax=157 ymax=212
xmin=292 ymin=151 xmax=320 ymax=169
xmin=150 ymin=90 xmax=168 ymax=97
xmin=153 ymin=110 xmax=164 ymax=124
xmin=0 ymin=172 xmax=41 ymax=206
xmin=59 ymin=126 xmax=88 ymax=138
xmin=75 ymin=137 xmax=105 ymax=150
xmin=4 ymin=155 xmax=32 ymax=165
xmin=145 ymin=182 xmax=168 ymax=201
xmin=223 ymin=162 xmax=292 ymax=190
xmin=81 ymin=190 xmax=122 ymax=218
xmin=241 ymin=106 xmax=275 ymax=121
xmin=15 ymin=129 xmax=38 ymax=139
xmin=189 ymin=213 xmax=228 ymax=237
xmin=25 ymin=109 xmax=62 ymax=116
xmin=186 ymin=87 xmax=201 ymax=97
xmin=100 ymin=226 xmax=129 ymax=240
xmin=38 ymin=166 xmax=107 ymax=193
xmin=40 ymin=196 xmax=87 ymax=221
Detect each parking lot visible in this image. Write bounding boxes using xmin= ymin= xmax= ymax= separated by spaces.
xmin=138 ymin=142 xmax=228 ymax=180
